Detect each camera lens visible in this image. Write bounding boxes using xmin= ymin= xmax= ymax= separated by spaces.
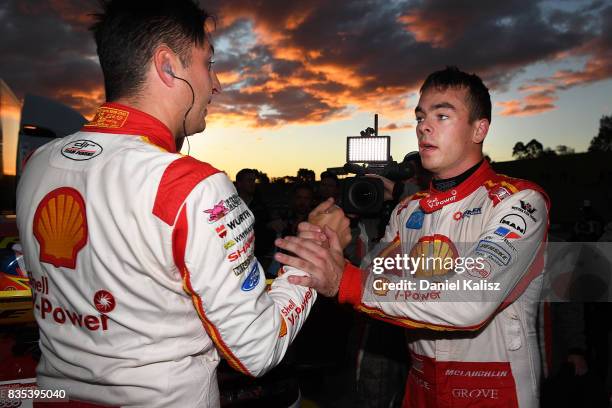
xmin=349 ymin=180 xmax=379 ymax=210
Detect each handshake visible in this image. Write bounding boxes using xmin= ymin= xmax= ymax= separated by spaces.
xmin=274 ymin=198 xmax=352 ymax=297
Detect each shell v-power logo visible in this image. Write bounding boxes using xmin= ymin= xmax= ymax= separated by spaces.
xmin=33 ymin=187 xmax=88 ymax=269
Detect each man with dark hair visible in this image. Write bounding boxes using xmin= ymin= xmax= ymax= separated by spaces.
xmin=318 ymin=171 xmax=340 ymax=203
xmin=277 ymin=66 xmax=550 ymax=407
xmin=16 ymin=1 xmax=346 ymax=406
xmin=235 ymin=168 xmax=258 ymax=204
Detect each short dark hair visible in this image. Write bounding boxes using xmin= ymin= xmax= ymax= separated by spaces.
xmin=236 ymin=168 xmax=257 ymax=182
xmin=292 ymin=183 xmax=314 ymax=196
xmin=320 ymin=171 xmax=339 ymax=185
xmin=420 ymin=66 xmax=491 ymax=123
xmin=90 ymin=0 xmax=213 ymax=101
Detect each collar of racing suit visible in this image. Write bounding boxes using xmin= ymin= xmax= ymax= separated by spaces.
xmin=419 ymin=160 xmax=496 ymax=214
xmin=81 ymin=102 xmax=177 ymax=152
xmin=432 ymin=160 xmax=483 ymax=191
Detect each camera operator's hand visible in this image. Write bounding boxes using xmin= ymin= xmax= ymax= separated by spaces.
xmin=365 ymin=174 xmax=394 ymax=201
xmin=274 ymin=226 xmax=345 ymax=297
xmin=306 ymin=198 xmax=351 ymax=249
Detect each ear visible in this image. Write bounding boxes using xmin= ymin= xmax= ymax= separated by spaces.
xmin=472 ymin=119 xmax=489 ymax=144
xmin=153 ymin=45 xmax=177 ymax=87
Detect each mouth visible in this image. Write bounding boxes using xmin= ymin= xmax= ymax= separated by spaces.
xmin=419 ymin=142 xmax=437 ymax=152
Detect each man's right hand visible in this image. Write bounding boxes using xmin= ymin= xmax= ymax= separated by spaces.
xmin=274 ymin=226 xmax=345 ymax=297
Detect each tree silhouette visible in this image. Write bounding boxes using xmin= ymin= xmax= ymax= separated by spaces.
xmin=588 ymin=114 xmax=612 ymax=152
xmin=297 ymin=168 xmax=315 ymax=183
xmin=512 ymin=142 xmax=527 ymax=159
xmin=512 ymin=139 xmax=558 ymax=159
xmin=555 ymin=145 xmax=575 ymax=155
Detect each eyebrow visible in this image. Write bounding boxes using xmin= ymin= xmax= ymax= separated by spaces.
xmin=415 ymin=102 xmax=456 ymax=115
xmin=433 ymin=102 xmax=456 ymax=110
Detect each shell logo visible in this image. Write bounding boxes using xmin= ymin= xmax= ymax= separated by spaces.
xmin=279 ymin=317 xmax=287 ymax=338
xmin=408 ymin=234 xmax=458 ymax=277
xmin=33 ymin=187 xmax=88 ymax=269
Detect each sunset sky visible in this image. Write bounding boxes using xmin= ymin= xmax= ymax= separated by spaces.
xmin=1 ymin=0 xmax=611 ymax=179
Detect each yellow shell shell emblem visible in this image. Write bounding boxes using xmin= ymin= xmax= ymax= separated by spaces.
xmin=409 ymin=234 xmax=458 ymax=277
xmin=33 ymin=187 xmax=88 ymax=269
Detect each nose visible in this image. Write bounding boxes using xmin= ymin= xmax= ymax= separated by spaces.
xmin=211 ymin=69 xmax=222 ymax=96
xmin=417 ymin=118 xmax=433 ymax=138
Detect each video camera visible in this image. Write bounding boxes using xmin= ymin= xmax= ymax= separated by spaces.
xmin=326 ymin=114 xmax=420 ymax=216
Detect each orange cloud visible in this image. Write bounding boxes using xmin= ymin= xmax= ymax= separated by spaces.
xmin=497 ymin=88 xmax=557 ymax=117
xmin=398 ymin=14 xmax=450 ymax=47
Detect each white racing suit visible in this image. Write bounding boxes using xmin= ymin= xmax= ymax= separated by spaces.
xmin=16 ymin=103 xmax=315 ymax=407
xmin=338 ymin=161 xmax=549 ymax=407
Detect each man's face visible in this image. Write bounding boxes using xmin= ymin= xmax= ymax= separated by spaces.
xmin=293 ymin=188 xmax=313 ymax=215
xmin=319 ymin=178 xmax=338 ymax=200
xmin=237 ymin=174 xmax=257 ymax=195
xmin=183 ymin=42 xmax=221 ymax=135
xmin=415 ymin=86 xmax=482 ymax=179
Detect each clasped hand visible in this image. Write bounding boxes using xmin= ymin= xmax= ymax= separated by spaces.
xmin=274 ymin=198 xmax=351 ymax=297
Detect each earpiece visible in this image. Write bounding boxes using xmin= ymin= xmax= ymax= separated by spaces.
xmin=163 ymin=64 xmax=174 ymax=77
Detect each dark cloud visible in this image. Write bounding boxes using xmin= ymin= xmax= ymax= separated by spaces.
xmin=1 ymin=0 xmax=610 ymax=124
xmin=0 ymin=0 xmax=102 ymax=116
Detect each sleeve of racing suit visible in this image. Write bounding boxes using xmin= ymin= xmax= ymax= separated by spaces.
xmin=174 ymin=172 xmax=316 ymax=377
xmin=338 ymin=188 xmax=548 ymax=331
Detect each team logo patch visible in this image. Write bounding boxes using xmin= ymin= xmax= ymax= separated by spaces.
xmin=499 ymin=214 xmax=527 ymax=234
xmin=62 ymin=140 xmax=103 ymax=161
xmin=241 ymin=262 xmax=260 ymax=291
xmin=84 ymin=106 xmax=129 ymax=129
xmin=406 ymin=209 xmax=425 ymax=229
xmin=494 ymin=226 xmax=521 ymax=239
xmin=93 ymin=290 xmax=116 ymax=313
xmin=33 ymin=187 xmax=87 ymax=269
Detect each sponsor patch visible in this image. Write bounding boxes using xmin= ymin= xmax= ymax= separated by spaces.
xmin=489 ymin=186 xmax=512 ymax=204
xmin=241 ymin=262 xmax=260 ymax=291
xmin=84 ymin=106 xmax=129 ymax=129
xmin=493 ymin=226 xmax=521 ymax=239
xmin=93 ymin=290 xmax=116 ymax=313
xmin=475 ymin=240 xmax=511 ymax=266
xmin=224 ymin=240 xmax=236 ymax=250
xmin=216 ymin=225 xmax=227 ymax=238
xmin=204 ymin=194 xmax=241 ymax=223
xmin=62 ymin=140 xmax=103 ymax=161
xmin=233 ymin=254 xmax=254 ymax=276
xmin=226 ymin=209 xmax=253 ymax=230
xmin=228 ymin=234 xmax=255 ymax=262
xmin=499 ymin=214 xmax=527 ymax=234
xmin=33 ymin=187 xmax=87 ymax=269
xmin=511 ymin=200 xmax=538 ymax=221
xmin=205 ymin=201 xmax=229 ymax=222
xmin=453 ymin=207 xmax=482 ymax=221
xmin=468 ymin=259 xmax=492 ymax=279
xmin=406 ymin=209 xmax=425 ymax=229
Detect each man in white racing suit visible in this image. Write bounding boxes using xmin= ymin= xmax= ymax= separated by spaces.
xmin=16 ymin=1 xmax=348 ymax=406
xmin=275 ymin=67 xmax=550 ymax=407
